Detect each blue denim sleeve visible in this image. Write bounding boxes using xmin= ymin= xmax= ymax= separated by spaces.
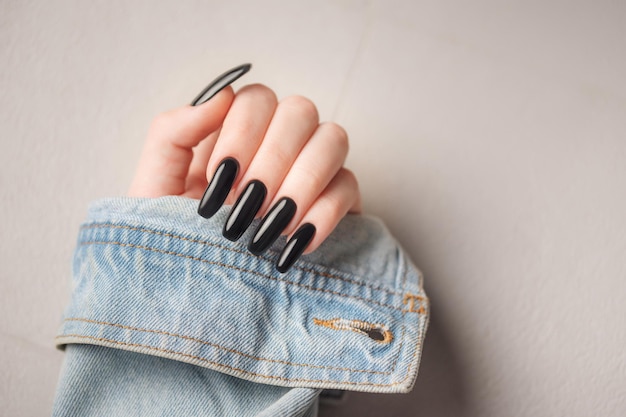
xmin=53 ymin=197 xmax=429 ymax=416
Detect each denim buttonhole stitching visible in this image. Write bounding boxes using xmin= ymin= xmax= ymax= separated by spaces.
xmin=313 ymin=318 xmax=393 ymax=344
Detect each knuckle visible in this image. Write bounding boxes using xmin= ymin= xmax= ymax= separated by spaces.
xmin=293 ymin=164 xmax=325 ymax=192
xmin=238 ymin=83 xmax=278 ymax=106
xmin=229 ymin=119 xmax=256 ymax=140
xmin=319 ymin=194 xmax=345 ymax=221
xmin=268 ymin=146 xmax=292 ymax=170
xmin=321 ymin=122 xmax=349 ymax=154
xmin=339 ymin=168 xmax=360 ymax=200
xmin=340 ymin=168 xmax=359 ymax=189
xmin=150 ymin=111 xmax=174 ymax=131
xmin=280 ymin=95 xmax=319 ymax=122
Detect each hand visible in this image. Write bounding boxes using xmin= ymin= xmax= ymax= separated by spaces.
xmin=128 ymin=68 xmax=361 ymax=273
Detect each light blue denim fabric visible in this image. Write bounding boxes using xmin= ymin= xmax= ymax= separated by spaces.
xmin=53 ymin=196 xmax=429 ymax=416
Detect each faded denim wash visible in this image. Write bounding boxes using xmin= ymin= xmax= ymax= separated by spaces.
xmin=53 ymin=197 xmax=429 ymax=416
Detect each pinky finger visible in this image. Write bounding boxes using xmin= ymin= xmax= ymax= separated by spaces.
xmin=276 ymin=168 xmax=361 ymax=273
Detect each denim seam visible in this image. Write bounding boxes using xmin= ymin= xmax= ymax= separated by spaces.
xmin=80 ymin=223 xmax=403 ymax=296
xmin=62 ymin=317 xmax=397 ymax=375
xmin=79 ymin=240 xmax=410 ymax=312
xmin=397 ymin=256 xmax=409 ymax=372
xmin=55 ymin=333 xmax=422 ymax=387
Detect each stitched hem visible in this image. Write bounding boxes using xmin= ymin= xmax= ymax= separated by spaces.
xmin=60 ymin=317 xmax=399 ymax=375
xmin=55 ymin=314 xmax=426 ymax=393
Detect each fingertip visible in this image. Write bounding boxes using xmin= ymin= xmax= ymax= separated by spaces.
xmin=297 ymin=226 xmax=327 ymax=256
xmin=276 ymin=223 xmax=316 ymax=273
xmin=191 ymin=63 xmax=251 ymax=106
xmin=189 ymin=85 xmax=235 ymax=119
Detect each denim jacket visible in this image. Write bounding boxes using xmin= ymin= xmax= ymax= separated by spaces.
xmin=53 ymin=197 xmax=429 ymax=416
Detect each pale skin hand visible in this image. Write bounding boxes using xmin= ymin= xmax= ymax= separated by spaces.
xmin=128 ymin=84 xmax=361 ymax=255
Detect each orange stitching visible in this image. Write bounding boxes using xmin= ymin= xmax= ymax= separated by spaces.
xmin=313 ymin=318 xmax=393 ymax=344
xmin=81 ymin=224 xmax=252 ymax=255
xmin=403 ymin=294 xmax=428 ymax=314
xmin=80 ymin=223 xmax=402 ymax=296
xmin=55 ymin=333 xmax=421 ymax=387
xmin=62 ymin=317 xmax=392 ymax=375
xmin=79 ymin=240 xmax=401 ymax=311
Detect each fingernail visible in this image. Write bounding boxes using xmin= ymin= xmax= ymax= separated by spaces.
xmin=191 ymin=63 xmax=252 ymax=106
xmin=248 ymin=197 xmax=297 ymax=255
xmin=198 ymin=158 xmax=239 ymax=218
xmin=276 ymin=223 xmax=316 ymax=273
xmin=223 ymin=180 xmax=267 ymax=241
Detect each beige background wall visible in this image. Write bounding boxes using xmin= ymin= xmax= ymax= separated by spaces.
xmin=1 ymin=1 xmax=625 ymax=415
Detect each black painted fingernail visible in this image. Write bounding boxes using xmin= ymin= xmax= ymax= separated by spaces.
xmin=248 ymin=197 xmax=297 ymax=255
xmin=191 ymin=63 xmax=252 ymax=106
xmin=198 ymin=158 xmax=239 ymax=218
xmin=276 ymin=223 xmax=316 ymax=273
xmin=223 ymin=180 xmax=267 ymax=241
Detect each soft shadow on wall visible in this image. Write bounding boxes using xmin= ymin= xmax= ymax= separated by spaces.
xmin=319 ymin=299 xmax=470 ymax=417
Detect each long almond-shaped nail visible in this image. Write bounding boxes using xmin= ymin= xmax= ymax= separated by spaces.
xmin=198 ymin=158 xmax=239 ymax=218
xmin=276 ymin=223 xmax=316 ymax=273
xmin=248 ymin=197 xmax=297 ymax=255
xmin=191 ymin=63 xmax=252 ymax=106
xmin=223 ymin=180 xmax=267 ymax=241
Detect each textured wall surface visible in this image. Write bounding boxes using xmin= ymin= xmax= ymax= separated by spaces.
xmin=1 ymin=1 xmax=625 ymax=416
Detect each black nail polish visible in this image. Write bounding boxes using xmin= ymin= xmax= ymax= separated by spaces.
xmin=276 ymin=223 xmax=316 ymax=273
xmin=248 ymin=197 xmax=297 ymax=255
xmin=198 ymin=158 xmax=239 ymax=219
xmin=191 ymin=63 xmax=252 ymax=106
xmin=223 ymin=180 xmax=267 ymax=241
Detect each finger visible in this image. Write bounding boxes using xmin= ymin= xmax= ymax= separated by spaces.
xmin=276 ymin=168 xmax=361 ymax=273
xmin=184 ymin=129 xmax=220 ymax=198
xmin=197 ymin=84 xmax=277 ymax=218
xmin=128 ymin=87 xmax=234 ymax=197
xmin=272 ymin=122 xmax=349 ymax=232
xmin=222 ymin=96 xmax=319 ymax=241
xmin=247 ymin=122 xmax=349 ymax=255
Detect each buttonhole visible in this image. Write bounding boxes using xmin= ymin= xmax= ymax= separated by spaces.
xmin=364 ymin=327 xmax=386 ymax=342
xmin=313 ymin=318 xmax=393 ymax=344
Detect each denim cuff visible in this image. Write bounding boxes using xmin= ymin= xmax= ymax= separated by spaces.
xmin=56 ymin=197 xmax=429 ymax=394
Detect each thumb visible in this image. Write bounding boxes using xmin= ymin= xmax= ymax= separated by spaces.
xmin=128 ymin=87 xmax=235 ymax=197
